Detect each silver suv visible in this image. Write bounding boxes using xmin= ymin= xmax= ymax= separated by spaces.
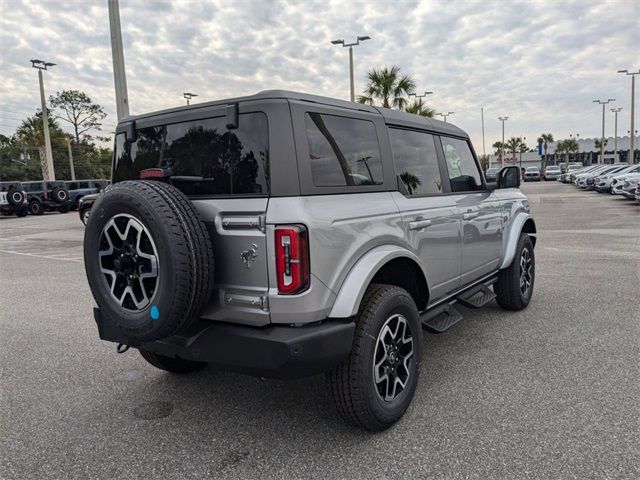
xmin=84 ymin=91 xmax=537 ymax=431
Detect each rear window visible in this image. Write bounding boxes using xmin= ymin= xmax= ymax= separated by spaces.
xmin=113 ymin=112 xmax=269 ymax=196
xmin=305 ymin=113 xmax=383 ymax=187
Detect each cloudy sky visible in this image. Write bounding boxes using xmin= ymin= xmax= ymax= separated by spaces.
xmin=1 ymin=0 xmax=638 ymax=151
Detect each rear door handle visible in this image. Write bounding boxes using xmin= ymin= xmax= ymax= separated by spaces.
xmin=462 ymin=212 xmax=479 ymax=220
xmin=409 ymin=219 xmax=432 ymax=230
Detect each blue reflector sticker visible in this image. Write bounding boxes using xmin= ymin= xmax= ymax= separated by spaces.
xmin=150 ymin=305 xmax=160 ymax=320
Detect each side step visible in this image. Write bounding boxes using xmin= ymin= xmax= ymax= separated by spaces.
xmin=420 ymin=302 xmax=463 ymax=333
xmin=457 ymin=283 xmax=496 ymax=309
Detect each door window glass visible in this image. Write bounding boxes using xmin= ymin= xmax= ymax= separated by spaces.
xmin=389 ymin=129 xmax=443 ymax=195
xmin=441 ymin=137 xmax=483 ymax=192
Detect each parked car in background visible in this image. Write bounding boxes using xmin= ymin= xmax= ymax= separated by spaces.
xmin=560 ymin=164 xmax=586 ymax=182
xmin=543 ymin=166 xmax=561 ymax=181
xmin=635 ymin=184 xmax=640 ymax=205
xmin=485 ymin=167 xmax=498 ymax=182
xmin=78 ymin=192 xmax=99 ymax=225
xmin=0 ymin=181 xmax=29 ymax=217
xmin=594 ymin=165 xmax=640 ymax=193
xmin=612 ymin=172 xmax=640 ymax=196
xmin=65 ymin=179 xmax=110 ymax=210
xmin=23 ymin=181 xmax=70 ymax=215
xmin=523 ymin=166 xmax=541 ymax=181
xmin=582 ymin=164 xmax=629 ymax=189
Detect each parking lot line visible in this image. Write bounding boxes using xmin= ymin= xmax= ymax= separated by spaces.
xmin=0 ymin=249 xmax=83 ymax=263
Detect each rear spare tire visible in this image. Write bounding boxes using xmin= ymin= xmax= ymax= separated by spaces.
xmin=7 ymin=189 xmax=24 ymax=206
xmin=84 ymin=180 xmax=214 ymax=342
xmin=51 ymin=187 xmax=68 ymax=203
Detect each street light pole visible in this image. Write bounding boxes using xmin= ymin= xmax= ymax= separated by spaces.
xmin=108 ymin=0 xmax=130 ymax=120
xmin=611 ymin=107 xmax=622 ymax=161
xmin=30 ymin=59 xmax=56 ymax=181
xmin=183 ymin=92 xmax=198 ymax=105
xmin=331 ymin=35 xmax=371 ymax=102
xmin=618 ymin=69 xmax=639 ymax=163
xmin=409 ymin=91 xmax=433 ymax=100
xmin=593 ymin=99 xmax=615 ymax=163
xmin=437 ymin=112 xmax=454 ymax=122
xmin=498 ymin=116 xmax=508 ymax=167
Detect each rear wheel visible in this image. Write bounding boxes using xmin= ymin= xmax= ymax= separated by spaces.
xmin=139 ymin=349 xmax=206 ymax=373
xmin=29 ymin=200 xmax=44 ymax=215
xmin=494 ymin=233 xmax=535 ymax=310
xmin=58 ymin=203 xmax=71 ymax=213
xmin=327 ymin=284 xmax=422 ymax=431
xmin=15 ymin=204 xmax=28 ymax=217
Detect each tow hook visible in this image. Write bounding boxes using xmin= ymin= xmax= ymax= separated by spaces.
xmin=116 ymin=343 xmax=130 ymax=354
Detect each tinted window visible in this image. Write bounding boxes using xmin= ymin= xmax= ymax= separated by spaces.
xmin=68 ymin=182 xmax=78 ymax=190
xmin=113 ymin=113 xmax=269 ymax=196
xmin=389 ymin=129 xmax=443 ymax=195
xmin=441 ymin=137 xmax=483 ymax=192
xmin=305 ymin=113 xmax=383 ymax=187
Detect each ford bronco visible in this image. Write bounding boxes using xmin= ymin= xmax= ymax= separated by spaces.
xmin=84 ymin=90 xmax=536 ymax=431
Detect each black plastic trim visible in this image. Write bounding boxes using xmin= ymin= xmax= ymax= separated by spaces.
xmin=94 ymin=308 xmax=355 ymax=379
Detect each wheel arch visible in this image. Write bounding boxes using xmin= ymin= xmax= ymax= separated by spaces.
xmin=328 ymin=245 xmax=430 ymax=318
xmin=500 ymin=213 xmax=537 ymax=269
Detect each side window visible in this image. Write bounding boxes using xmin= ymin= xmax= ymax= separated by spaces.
xmin=389 ymin=128 xmax=443 ymax=195
xmin=441 ymin=137 xmax=483 ymax=192
xmin=305 ymin=113 xmax=383 ymax=187
xmin=68 ymin=182 xmax=78 ymax=190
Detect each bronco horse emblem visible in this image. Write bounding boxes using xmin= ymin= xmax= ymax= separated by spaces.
xmin=240 ymin=243 xmax=259 ymax=268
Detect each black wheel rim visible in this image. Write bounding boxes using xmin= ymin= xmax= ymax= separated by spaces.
xmin=519 ymin=248 xmax=533 ymax=296
xmin=373 ymin=314 xmax=414 ymax=402
xmin=98 ymin=214 xmax=160 ymax=311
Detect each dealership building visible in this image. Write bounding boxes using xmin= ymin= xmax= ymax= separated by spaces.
xmin=487 ymin=135 xmax=639 ymax=169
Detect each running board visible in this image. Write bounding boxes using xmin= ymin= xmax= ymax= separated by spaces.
xmin=421 ymin=302 xmax=463 ymax=333
xmin=457 ymin=281 xmax=497 ymax=309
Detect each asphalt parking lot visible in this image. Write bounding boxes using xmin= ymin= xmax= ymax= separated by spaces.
xmin=1 ymin=182 xmax=638 ymax=479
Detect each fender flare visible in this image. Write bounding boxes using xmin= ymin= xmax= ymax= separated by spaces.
xmin=328 ymin=245 xmax=427 ymax=318
xmin=499 ymin=213 xmax=537 ymax=269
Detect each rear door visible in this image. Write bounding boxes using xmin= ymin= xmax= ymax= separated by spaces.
xmin=389 ymin=127 xmax=462 ymax=302
xmin=112 ymin=102 xmax=278 ymax=326
xmin=439 ymin=136 xmax=502 ymax=285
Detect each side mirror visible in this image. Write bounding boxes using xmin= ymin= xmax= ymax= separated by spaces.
xmin=497 ymin=166 xmax=521 ymax=189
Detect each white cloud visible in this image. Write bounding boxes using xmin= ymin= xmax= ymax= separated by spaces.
xmin=0 ymin=0 xmax=638 ymax=151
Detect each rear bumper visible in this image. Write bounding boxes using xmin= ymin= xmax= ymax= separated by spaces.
xmin=94 ymin=308 xmax=355 ymax=379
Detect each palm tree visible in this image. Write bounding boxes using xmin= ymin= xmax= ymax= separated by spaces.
xmin=505 ymin=137 xmax=524 ymax=169
xmin=539 ymin=133 xmax=554 ymax=170
xmin=358 ymin=66 xmax=416 ymax=109
xmin=566 ymin=138 xmax=579 ymax=168
xmin=493 ymin=141 xmax=505 ymax=166
xmin=594 ymin=138 xmax=608 ymax=151
xmin=404 ymin=98 xmax=435 ymax=118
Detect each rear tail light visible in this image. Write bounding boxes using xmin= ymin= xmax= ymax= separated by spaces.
xmin=275 ymin=225 xmax=309 ymax=294
xmin=140 ymin=168 xmax=165 ymax=179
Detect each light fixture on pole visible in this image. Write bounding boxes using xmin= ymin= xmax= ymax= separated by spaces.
xmin=437 ymin=111 xmax=454 ymax=122
xmin=183 ymin=92 xmax=198 ymax=105
xmin=593 ymin=99 xmax=615 ymax=163
xmin=498 ymin=116 xmax=509 ymax=167
xmin=611 ymin=107 xmax=622 ymax=161
xmin=331 ymin=35 xmax=371 ymax=102
xmin=409 ymin=91 xmax=433 ymax=100
xmin=618 ymin=69 xmax=639 ymax=163
xmin=30 ymin=59 xmax=56 ymax=181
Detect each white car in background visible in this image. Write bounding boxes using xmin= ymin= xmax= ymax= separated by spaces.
xmin=612 ymin=172 xmax=640 ymax=197
xmin=595 ymin=165 xmax=640 ymax=193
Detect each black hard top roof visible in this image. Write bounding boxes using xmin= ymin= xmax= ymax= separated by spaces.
xmin=121 ymin=90 xmax=468 ymax=138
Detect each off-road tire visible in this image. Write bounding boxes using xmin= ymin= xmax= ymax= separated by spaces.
xmin=58 ymin=203 xmax=71 ymax=214
xmin=326 ymin=284 xmax=422 ymax=431
xmin=15 ymin=204 xmax=28 ymax=217
xmin=29 ymin=200 xmax=44 ymax=215
xmin=494 ymin=233 xmax=535 ymax=310
xmin=51 ymin=187 xmax=68 ymax=204
xmin=139 ymin=348 xmax=206 ymax=373
xmin=80 ymin=207 xmax=91 ymax=225
xmin=7 ymin=189 xmax=24 ymax=206
xmin=84 ymin=180 xmax=214 ymax=342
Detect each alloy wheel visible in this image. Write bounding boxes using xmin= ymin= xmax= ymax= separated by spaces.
xmin=373 ymin=313 xmax=414 ymax=402
xmin=519 ymin=248 xmax=533 ymax=296
xmin=98 ymin=214 xmax=159 ymax=311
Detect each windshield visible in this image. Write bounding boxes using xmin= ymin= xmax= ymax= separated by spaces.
xmin=526 ymin=167 xmax=538 ymax=172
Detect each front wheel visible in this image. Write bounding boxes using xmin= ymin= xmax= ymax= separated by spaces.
xmin=326 ymin=284 xmax=422 ymax=431
xmin=139 ymin=349 xmax=207 ymax=373
xmin=29 ymin=200 xmax=44 ymax=215
xmin=15 ymin=204 xmax=28 ymax=217
xmin=494 ymin=233 xmax=535 ymax=310
xmin=58 ymin=203 xmax=71 ymax=213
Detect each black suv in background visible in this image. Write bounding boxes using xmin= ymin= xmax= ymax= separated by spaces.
xmin=23 ymin=181 xmax=70 ymax=215
xmin=0 ymin=181 xmax=29 ymax=217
